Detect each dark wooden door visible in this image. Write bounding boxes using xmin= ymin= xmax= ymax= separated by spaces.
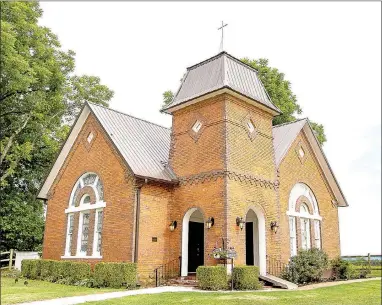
xmin=188 ymin=221 xmax=204 ymax=273
xmin=246 ymin=222 xmax=254 ymax=265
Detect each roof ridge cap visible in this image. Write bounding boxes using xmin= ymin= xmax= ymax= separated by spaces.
xmin=187 ymin=51 xmax=227 ymax=70
xmin=272 ymin=118 xmax=308 ymax=128
xmin=87 ymin=102 xmax=171 ymax=131
xmin=224 ymin=53 xmax=259 ymax=73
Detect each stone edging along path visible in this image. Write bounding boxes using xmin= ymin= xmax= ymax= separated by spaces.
xmin=17 ymin=277 xmax=381 ymax=305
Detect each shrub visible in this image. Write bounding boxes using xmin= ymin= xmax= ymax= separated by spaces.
xmin=22 ymin=259 xmax=91 ymax=284
xmin=94 ymin=262 xmax=137 ymax=288
xmin=21 ymin=259 xmax=41 ymax=279
xmin=281 ymin=249 xmax=329 ymax=284
xmin=52 ymin=260 xmax=73 ymax=280
xmin=196 ymin=266 xmax=228 ymax=290
xmin=232 ymin=266 xmax=262 ymax=290
xmin=40 ymin=260 xmax=55 ymax=280
xmin=331 ymin=257 xmax=355 ymax=280
xmin=69 ymin=261 xmax=91 ymax=282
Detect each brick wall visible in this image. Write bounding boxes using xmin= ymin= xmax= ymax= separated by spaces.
xmin=136 ymin=182 xmax=173 ymax=284
xmin=224 ymin=95 xmax=280 ymax=266
xmin=42 ymin=114 xmax=136 ymax=263
xmin=278 ymin=132 xmax=341 ymax=264
xmin=42 ymin=92 xmax=342 ymax=282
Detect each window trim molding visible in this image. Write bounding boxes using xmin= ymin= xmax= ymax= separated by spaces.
xmin=289 ymin=216 xmax=297 ymax=257
xmin=65 ymin=201 xmax=106 ymax=214
xmin=61 ymin=255 xmax=103 ymax=259
xmin=314 ymin=219 xmax=322 ymax=249
xmin=64 ymin=213 xmax=74 ymax=256
xmin=286 ymin=210 xmax=322 ymax=221
xmin=92 ymin=208 xmax=103 ymax=257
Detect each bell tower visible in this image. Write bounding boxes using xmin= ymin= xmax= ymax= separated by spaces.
xmin=163 ymin=51 xmax=280 ymax=180
xmin=163 ymin=52 xmax=281 ymax=273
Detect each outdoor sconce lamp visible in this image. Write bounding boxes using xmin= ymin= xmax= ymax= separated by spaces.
xmin=270 ymin=221 xmax=279 ymax=234
xmin=169 ymin=221 xmax=177 ymax=232
xmin=236 ymin=217 xmax=245 ymax=230
xmin=206 ymin=217 xmax=214 ymax=229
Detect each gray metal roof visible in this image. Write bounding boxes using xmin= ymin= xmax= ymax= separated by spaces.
xmin=88 ymin=102 xmax=177 ymax=183
xmin=272 ymin=118 xmax=308 ymax=166
xmin=163 ymin=52 xmax=281 ymax=113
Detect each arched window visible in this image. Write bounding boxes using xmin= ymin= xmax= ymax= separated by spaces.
xmin=63 ymin=173 xmax=105 ymax=258
xmin=287 ymin=183 xmax=322 ymax=257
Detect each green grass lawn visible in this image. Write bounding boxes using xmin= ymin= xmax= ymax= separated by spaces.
xmin=0 ymin=277 xmax=120 ymax=305
xmin=1 ymin=277 xmax=381 ymax=305
xmin=370 ymin=269 xmax=382 ymax=277
xmin=84 ymin=280 xmax=382 ymax=305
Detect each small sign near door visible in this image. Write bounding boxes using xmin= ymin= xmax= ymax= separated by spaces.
xmin=152 ymin=237 xmax=157 ymax=242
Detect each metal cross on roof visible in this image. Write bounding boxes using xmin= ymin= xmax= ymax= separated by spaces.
xmin=218 ymin=21 xmax=228 ymax=52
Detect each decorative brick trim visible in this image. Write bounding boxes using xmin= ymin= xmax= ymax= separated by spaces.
xmin=295 ymin=195 xmax=314 ymax=214
xmin=74 ymin=186 xmax=96 ymax=207
xmin=178 ymin=170 xmax=279 ymax=189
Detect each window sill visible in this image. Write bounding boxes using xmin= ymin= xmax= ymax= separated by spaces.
xmin=61 ymin=255 xmax=102 ymax=259
xmin=286 ymin=211 xmax=322 ymax=220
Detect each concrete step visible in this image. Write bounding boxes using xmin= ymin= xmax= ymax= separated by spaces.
xmin=259 ymin=274 xmax=298 ymax=289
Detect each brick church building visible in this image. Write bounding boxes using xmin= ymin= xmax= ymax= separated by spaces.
xmin=39 ymin=52 xmax=348 ymax=283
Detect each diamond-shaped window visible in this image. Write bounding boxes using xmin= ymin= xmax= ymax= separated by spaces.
xmin=246 ymin=120 xmax=255 ymax=133
xmin=299 ymin=147 xmax=305 ymax=158
xmin=192 ymin=120 xmax=202 ymax=133
xmin=87 ymin=132 xmax=94 ymax=143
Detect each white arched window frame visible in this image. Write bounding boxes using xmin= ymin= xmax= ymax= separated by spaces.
xmin=63 ymin=173 xmax=106 ymax=259
xmin=287 ymin=183 xmax=322 ymax=257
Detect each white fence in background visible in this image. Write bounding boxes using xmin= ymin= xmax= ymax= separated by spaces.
xmin=15 ymin=251 xmax=40 ymax=271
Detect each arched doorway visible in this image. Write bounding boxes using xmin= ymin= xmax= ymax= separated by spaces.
xmin=181 ymin=208 xmax=204 ymax=276
xmin=245 ymin=207 xmax=266 ymax=275
xmin=245 ymin=209 xmax=259 ymax=266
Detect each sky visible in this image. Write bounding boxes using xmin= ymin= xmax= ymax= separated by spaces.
xmin=40 ymin=2 xmax=381 ymax=256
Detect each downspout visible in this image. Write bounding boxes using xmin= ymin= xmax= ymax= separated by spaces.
xmin=133 ymin=186 xmax=141 ymax=263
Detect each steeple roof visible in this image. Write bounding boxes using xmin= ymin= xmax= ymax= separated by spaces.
xmin=162 ymin=51 xmax=281 ymax=114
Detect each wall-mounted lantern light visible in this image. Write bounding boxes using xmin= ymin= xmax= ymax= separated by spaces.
xmin=206 ymin=217 xmax=214 ymax=229
xmin=270 ymin=221 xmax=279 ymax=234
xmin=169 ymin=221 xmax=177 ymax=232
xmin=236 ymin=217 xmax=245 ymax=230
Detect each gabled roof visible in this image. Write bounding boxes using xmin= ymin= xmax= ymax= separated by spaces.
xmin=273 ymin=118 xmax=308 ymax=166
xmin=88 ymin=103 xmax=176 ymax=182
xmin=272 ymin=119 xmax=348 ymax=207
xmin=162 ymin=51 xmax=281 ymax=114
xmin=37 ymin=103 xmax=177 ymax=200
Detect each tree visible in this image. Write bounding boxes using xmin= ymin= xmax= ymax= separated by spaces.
xmin=162 ymin=90 xmax=174 ymax=107
xmin=162 ymin=58 xmax=326 ymax=145
xmin=242 ymin=58 xmax=326 ymax=144
xmin=0 ymin=1 xmax=114 ymax=251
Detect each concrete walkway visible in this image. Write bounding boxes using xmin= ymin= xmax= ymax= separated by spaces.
xmin=17 ymin=277 xmax=381 ymax=305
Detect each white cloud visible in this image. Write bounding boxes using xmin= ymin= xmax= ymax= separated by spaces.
xmin=39 ymin=2 xmax=381 ymax=255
